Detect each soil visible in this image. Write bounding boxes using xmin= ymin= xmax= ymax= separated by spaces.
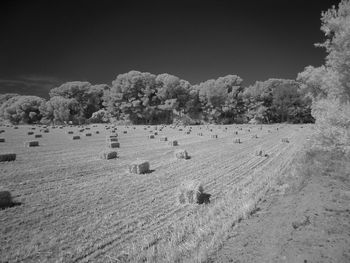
xmin=210 ymin=168 xmax=350 ymax=262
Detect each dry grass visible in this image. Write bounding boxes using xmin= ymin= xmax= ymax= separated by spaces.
xmin=0 ymin=123 xmax=311 ymax=262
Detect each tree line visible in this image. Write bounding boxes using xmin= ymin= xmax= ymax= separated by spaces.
xmin=0 ymin=73 xmax=314 ymax=125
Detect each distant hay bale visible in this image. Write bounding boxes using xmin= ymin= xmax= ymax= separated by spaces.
xmin=211 ymin=134 xmax=218 ymax=139
xmin=100 ymin=150 xmax=118 ymax=160
xmin=79 ymin=129 xmax=85 ymax=132
xmin=178 ymin=180 xmax=204 ymax=205
xmin=174 ymin=149 xmax=189 ymax=159
xmin=185 ymin=131 xmax=191 ymax=135
xmin=0 ymin=153 xmax=16 ymax=162
xmin=85 ymin=133 xmax=92 ymax=136
xmin=252 ymin=134 xmax=258 ymax=139
xmin=0 ymin=138 xmax=5 ymax=142
xmin=197 ymin=132 xmax=203 ymax=136
xmin=67 ymin=131 xmax=74 ymax=134
xmin=247 ymin=129 xmax=251 ymax=132
xmin=255 ymin=148 xmax=267 ymax=157
xmin=43 ymin=129 xmax=49 ymax=133
xmin=281 ymin=138 xmax=289 ymax=143
xmin=14 ymin=126 xmax=19 ymax=129
xmin=27 ymin=131 xmax=34 ymax=135
xmin=168 ymin=140 xmax=178 ymax=146
xmin=234 ymin=131 xmax=238 ymax=135
xmin=159 ymin=136 xmax=167 ymax=142
xmin=149 ymin=134 xmax=155 ymax=139
xmin=234 ymin=138 xmax=241 ymax=144
xmin=0 ymin=129 xmax=4 ymax=133
xmin=267 ymin=130 xmax=272 ymax=133
xmin=178 ymin=128 xmax=183 ymax=131
xmin=129 ymin=160 xmax=150 ymax=174
xmin=107 ymin=142 xmax=120 ymax=148
xmin=34 ymin=134 xmax=42 ymax=138
xmin=123 ymin=131 xmax=127 ymax=134
xmin=106 ymin=136 xmax=118 ymax=142
xmin=95 ymin=131 xmax=100 ymax=134
xmin=85 ymin=127 xmax=91 ymax=130
xmin=0 ymin=191 xmax=12 ymax=209
xmin=72 ymin=135 xmax=80 ymax=140
xmin=25 ymin=141 xmax=39 ymax=147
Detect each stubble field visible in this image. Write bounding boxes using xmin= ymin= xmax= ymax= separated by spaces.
xmin=0 ymin=123 xmax=312 ymax=262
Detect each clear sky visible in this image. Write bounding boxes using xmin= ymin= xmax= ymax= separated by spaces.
xmin=0 ymin=0 xmax=340 ymax=98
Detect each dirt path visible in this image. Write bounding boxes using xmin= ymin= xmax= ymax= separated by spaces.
xmin=210 ymin=165 xmax=350 ymax=263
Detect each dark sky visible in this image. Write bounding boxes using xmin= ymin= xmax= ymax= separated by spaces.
xmin=0 ymin=0 xmax=340 ymax=98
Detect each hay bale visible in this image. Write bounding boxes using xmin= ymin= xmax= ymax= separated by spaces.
xmin=34 ymin=134 xmax=42 ymax=138
xmin=107 ymin=142 xmax=120 ymax=148
xmin=211 ymin=134 xmax=218 ymax=139
xmin=149 ymin=134 xmax=155 ymax=139
xmin=174 ymin=149 xmax=189 ymax=159
xmin=129 ymin=160 xmax=150 ymax=174
xmin=72 ymin=135 xmax=80 ymax=140
xmin=234 ymin=131 xmax=238 ymax=135
xmin=159 ymin=136 xmax=167 ymax=142
xmin=67 ymin=131 xmax=74 ymax=134
xmin=252 ymin=134 xmax=258 ymax=139
xmin=178 ymin=180 xmax=204 ymax=204
xmin=184 ymin=131 xmax=191 ymax=135
xmin=281 ymin=138 xmax=289 ymax=143
xmin=95 ymin=131 xmax=100 ymax=134
xmin=43 ymin=129 xmax=49 ymax=133
xmin=123 ymin=131 xmax=127 ymax=134
xmin=255 ymin=148 xmax=267 ymax=157
xmin=14 ymin=126 xmax=19 ymax=129
xmin=0 ymin=153 xmax=16 ymax=162
xmin=234 ymin=138 xmax=241 ymax=144
xmin=168 ymin=140 xmax=178 ymax=146
xmin=0 ymin=138 xmax=5 ymax=142
xmin=85 ymin=133 xmax=92 ymax=136
xmin=106 ymin=136 xmax=118 ymax=142
xmin=100 ymin=150 xmax=118 ymax=159
xmin=25 ymin=141 xmax=39 ymax=147
xmin=27 ymin=131 xmax=34 ymax=135
xmin=0 ymin=191 xmax=12 ymax=209
xmin=79 ymin=129 xmax=85 ymax=132
xmin=197 ymin=132 xmax=203 ymax=136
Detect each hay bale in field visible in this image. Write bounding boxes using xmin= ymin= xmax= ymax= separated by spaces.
xmin=234 ymin=131 xmax=238 ymax=135
xmin=85 ymin=127 xmax=91 ymax=130
xmin=234 ymin=138 xmax=241 ymax=144
xmin=174 ymin=149 xmax=189 ymax=159
xmin=0 ymin=130 xmax=4 ymax=133
xmin=255 ymin=148 xmax=267 ymax=157
xmin=211 ymin=134 xmax=218 ymax=139
xmin=178 ymin=128 xmax=183 ymax=131
xmin=27 ymin=131 xmax=34 ymax=135
xmin=123 ymin=131 xmax=127 ymax=134
xmin=197 ymin=132 xmax=203 ymax=136
xmin=267 ymin=130 xmax=272 ymax=133
xmin=72 ymin=135 xmax=80 ymax=140
xmin=79 ymin=129 xmax=85 ymax=132
xmin=106 ymin=136 xmax=118 ymax=142
xmin=159 ymin=136 xmax=167 ymax=142
xmin=149 ymin=134 xmax=155 ymax=139
xmin=178 ymin=180 xmax=204 ymax=204
xmin=107 ymin=142 xmax=120 ymax=148
xmin=129 ymin=160 xmax=150 ymax=174
xmin=281 ymin=138 xmax=289 ymax=143
xmin=168 ymin=140 xmax=178 ymax=146
xmin=85 ymin=133 xmax=92 ymax=136
xmin=67 ymin=131 xmax=74 ymax=134
xmin=34 ymin=134 xmax=42 ymax=138
xmin=0 ymin=138 xmax=5 ymax=142
xmin=252 ymin=134 xmax=258 ymax=139
xmin=100 ymin=150 xmax=118 ymax=160
xmin=0 ymin=191 xmax=12 ymax=209
xmin=25 ymin=141 xmax=39 ymax=147
xmin=43 ymin=129 xmax=49 ymax=133
xmin=14 ymin=126 xmax=19 ymax=129
xmin=0 ymin=153 xmax=16 ymax=162
xmin=184 ymin=131 xmax=191 ymax=135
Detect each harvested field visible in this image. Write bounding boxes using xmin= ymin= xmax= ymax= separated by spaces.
xmin=0 ymin=124 xmax=312 ymax=262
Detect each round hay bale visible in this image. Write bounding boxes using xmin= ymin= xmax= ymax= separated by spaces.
xmin=100 ymin=150 xmax=118 ymax=160
xmin=159 ymin=136 xmax=167 ymax=142
xmin=0 ymin=138 xmax=5 ymax=142
xmin=107 ymin=142 xmax=120 ymax=148
xmin=129 ymin=160 xmax=150 ymax=174
xmin=174 ymin=149 xmax=189 ymax=159
xmin=168 ymin=140 xmax=178 ymax=146
xmin=25 ymin=141 xmax=39 ymax=147
xmin=0 ymin=191 xmax=12 ymax=209
xmin=72 ymin=135 xmax=80 ymax=140
xmin=178 ymin=180 xmax=203 ymax=204
xmin=0 ymin=153 xmax=16 ymax=162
